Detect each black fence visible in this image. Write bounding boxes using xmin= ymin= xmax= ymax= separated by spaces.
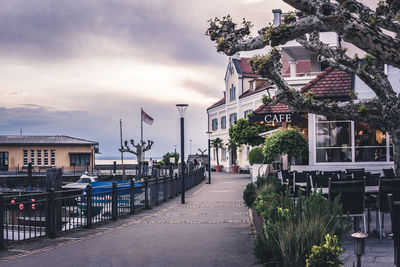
xmin=0 ymin=167 xmax=205 ymax=248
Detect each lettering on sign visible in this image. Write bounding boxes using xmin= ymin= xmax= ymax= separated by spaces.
xmin=264 ymin=114 xmax=292 ymax=123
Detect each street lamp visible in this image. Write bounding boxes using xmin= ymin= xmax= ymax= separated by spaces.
xmin=176 ymin=104 xmax=188 ymax=204
xmin=206 ymin=131 xmax=212 ymax=184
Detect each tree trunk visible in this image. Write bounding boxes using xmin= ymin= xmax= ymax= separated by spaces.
xmin=392 ymin=134 xmax=400 ymax=176
xmin=216 ymin=148 xmax=220 ymax=166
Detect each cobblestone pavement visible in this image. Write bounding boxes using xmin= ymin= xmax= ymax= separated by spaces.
xmin=0 ymin=173 xmax=256 ymax=267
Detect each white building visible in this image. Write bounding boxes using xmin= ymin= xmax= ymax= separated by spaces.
xmin=207 ymin=9 xmax=399 ymax=173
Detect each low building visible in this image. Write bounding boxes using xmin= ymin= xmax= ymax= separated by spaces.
xmin=0 ymin=135 xmax=98 ymax=173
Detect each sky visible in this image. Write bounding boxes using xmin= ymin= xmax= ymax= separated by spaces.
xmin=0 ymin=0 xmax=290 ymax=159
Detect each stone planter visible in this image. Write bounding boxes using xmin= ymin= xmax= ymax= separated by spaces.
xmin=215 ymin=165 xmax=223 ymax=172
xmin=231 ymin=165 xmax=239 ymax=173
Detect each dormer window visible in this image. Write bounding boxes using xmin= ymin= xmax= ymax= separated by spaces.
xmin=229 ymin=85 xmax=236 ymax=101
xmin=228 ymin=62 xmax=234 ymax=76
xmin=249 ymin=81 xmax=254 ymax=90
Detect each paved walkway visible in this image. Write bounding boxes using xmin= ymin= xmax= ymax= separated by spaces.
xmin=0 ymin=173 xmax=256 ymax=267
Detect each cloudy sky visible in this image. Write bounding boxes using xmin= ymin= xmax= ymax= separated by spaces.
xmin=0 ymin=0 xmax=290 ymax=159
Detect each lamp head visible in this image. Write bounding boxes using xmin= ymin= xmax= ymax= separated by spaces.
xmin=176 ymin=104 xmax=189 ymax=118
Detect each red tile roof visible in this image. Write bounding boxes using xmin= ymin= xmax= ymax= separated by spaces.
xmin=301 ymin=67 xmax=352 ymax=98
xmin=253 ymin=103 xmax=290 ymax=114
xmin=239 ymin=80 xmax=271 ymax=99
xmin=281 ymin=58 xmax=312 ymax=76
xmin=207 ymin=97 xmax=225 ymax=110
xmin=238 ymin=57 xmax=259 ymax=78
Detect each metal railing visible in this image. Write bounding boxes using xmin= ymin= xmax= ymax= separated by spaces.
xmin=0 ymin=167 xmax=205 ymax=248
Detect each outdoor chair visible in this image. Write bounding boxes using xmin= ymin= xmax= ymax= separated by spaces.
xmin=322 ymin=171 xmax=342 ymax=179
xmin=346 ymin=168 xmax=365 ymax=175
xmin=374 ymin=178 xmax=400 ymax=238
xmin=328 ymin=178 xmax=367 ymax=233
xmin=388 ymin=194 xmax=400 ymax=265
xmin=383 ymin=168 xmax=395 ymax=178
xmin=310 ymin=174 xmax=331 ymax=189
xmin=366 ymin=173 xmax=380 ymax=186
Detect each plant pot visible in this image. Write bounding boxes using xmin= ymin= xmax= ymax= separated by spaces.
xmin=231 ymin=165 xmax=239 ymax=173
xmin=215 ymin=165 xmax=223 ymax=172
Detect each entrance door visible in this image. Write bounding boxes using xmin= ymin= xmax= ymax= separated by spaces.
xmin=0 ymin=152 xmax=8 ymax=171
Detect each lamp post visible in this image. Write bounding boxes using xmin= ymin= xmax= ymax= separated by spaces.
xmin=206 ymin=131 xmax=212 ymax=184
xmin=176 ymin=104 xmax=188 ymax=204
xmin=351 ymin=232 xmax=368 ymax=267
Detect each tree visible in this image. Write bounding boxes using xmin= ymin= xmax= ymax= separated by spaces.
xmin=210 ymin=137 xmax=224 ymax=166
xmin=207 ymin=0 xmax=400 ymax=174
xmin=226 ymin=139 xmax=239 ymax=166
xmin=229 ymin=118 xmax=271 ymax=147
xmin=119 ymin=139 xmax=154 ymax=177
xmin=162 ymin=152 xmax=179 ymax=166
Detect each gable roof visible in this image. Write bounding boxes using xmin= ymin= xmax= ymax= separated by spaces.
xmin=207 ymin=97 xmax=226 ymax=110
xmin=240 ymin=80 xmax=272 ymax=99
xmin=253 ymin=103 xmax=290 ymax=114
xmin=237 ymin=57 xmax=259 ymax=78
xmin=301 ymin=67 xmax=353 ymax=99
xmin=0 ymin=135 xmax=98 ymax=146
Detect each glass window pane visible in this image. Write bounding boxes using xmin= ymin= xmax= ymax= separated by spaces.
xmin=316 ymin=148 xmax=352 ymax=162
xmin=355 ymin=122 xmax=386 ymax=162
xmin=316 ymin=122 xmax=351 ymax=148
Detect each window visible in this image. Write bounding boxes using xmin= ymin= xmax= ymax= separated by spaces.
xmin=229 ymin=85 xmax=236 ymax=101
xmin=355 ymin=122 xmax=386 ymax=161
xmin=70 ymin=154 xmax=90 ymax=166
xmin=0 ymin=152 xmax=8 ymax=171
xmin=37 ymin=150 xmax=42 ymax=166
xmin=212 ymin=119 xmax=218 ymax=131
xmin=50 ymin=150 xmax=56 ymax=166
xmin=229 ymin=113 xmax=237 ymax=127
xmin=244 ymin=109 xmax=253 ymax=118
xmin=221 ymin=148 xmax=227 ymax=161
xmin=30 ymin=150 xmax=35 ymax=165
xmin=316 ymin=116 xmax=351 ymax=162
xmin=221 ymin=116 xmax=226 ymax=129
xmin=23 ymin=150 xmax=28 ymax=166
xmin=44 ymin=150 xmax=49 ymax=166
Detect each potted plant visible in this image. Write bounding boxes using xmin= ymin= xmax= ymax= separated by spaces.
xmin=211 ymin=138 xmax=224 ymax=172
xmin=227 ymin=139 xmax=239 ymax=173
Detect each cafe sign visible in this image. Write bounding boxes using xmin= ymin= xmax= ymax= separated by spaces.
xmin=264 ymin=113 xmax=292 ymax=123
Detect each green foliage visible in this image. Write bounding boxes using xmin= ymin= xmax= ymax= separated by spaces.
xmin=262 ymin=95 xmax=273 ymax=105
xmin=162 ymin=152 xmax=179 ymax=165
xmin=243 ymin=182 xmax=257 ymax=208
xmin=248 ymin=147 xmax=265 ymax=165
xmin=303 ymin=90 xmax=315 ymax=107
xmin=283 ymin=11 xmax=297 ymax=24
xmin=252 ymin=178 xmax=350 ymax=266
xmin=262 ymin=129 xmax=308 ymax=163
xmin=306 ymin=234 xmax=344 ymax=267
xmin=229 ymin=118 xmax=270 ymax=146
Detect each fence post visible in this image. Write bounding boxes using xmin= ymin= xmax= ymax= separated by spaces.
xmin=86 ymin=184 xmax=92 ymax=228
xmin=0 ymin=193 xmax=4 ymax=249
xmin=130 ymin=180 xmax=135 ymax=214
xmin=144 ymin=178 xmax=150 ymax=209
xmin=155 ymin=177 xmax=159 ymax=205
xmin=112 ymin=181 xmax=118 ymax=220
xmin=47 ymin=188 xmax=56 ymax=238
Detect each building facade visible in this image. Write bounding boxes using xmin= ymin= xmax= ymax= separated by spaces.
xmin=207 ymin=9 xmax=399 ymax=173
xmin=0 ymin=135 xmax=98 ymax=173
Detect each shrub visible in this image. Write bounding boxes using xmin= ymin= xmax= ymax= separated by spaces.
xmin=243 ymin=183 xmax=257 ymax=208
xmin=263 ymin=129 xmax=308 ymax=163
xmin=248 ymin=147 xmax=265 ymax=165
xmin=306 ymin=234 xmax=344 ymax=267
xmin=253 ymin=185 xmax=351 ymax=266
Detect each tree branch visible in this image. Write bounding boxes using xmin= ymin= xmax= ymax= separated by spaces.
xmin=296 ymin=33 xmax=397 ymax=104
xmin=336 ymin=0 xmax=400 ymax=35
xmin=250 ymin=49 xmax=388 ymax=129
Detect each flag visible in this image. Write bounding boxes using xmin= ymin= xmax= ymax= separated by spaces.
xmin=141 ymin=109 xmax=154 ymax=125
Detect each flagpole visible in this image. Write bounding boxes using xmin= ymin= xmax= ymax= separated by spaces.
xmin=119 ymin=119 xmax=125 ymax=180
xmin=141 ymin=108 xmax=144 ymax=177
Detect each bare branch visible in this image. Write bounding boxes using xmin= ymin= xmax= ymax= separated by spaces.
xmin=336 ymin=0 xmax=400 ymax=35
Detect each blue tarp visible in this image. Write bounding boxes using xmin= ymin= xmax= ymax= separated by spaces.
xmin=83 ymin=181 xmax=144 ymax=195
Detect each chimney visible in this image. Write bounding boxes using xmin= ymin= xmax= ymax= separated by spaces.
xmin=272 ymin=9 xmax=282 ymax=27
xmin=231 ymin=52 xmax=240 ymax=60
